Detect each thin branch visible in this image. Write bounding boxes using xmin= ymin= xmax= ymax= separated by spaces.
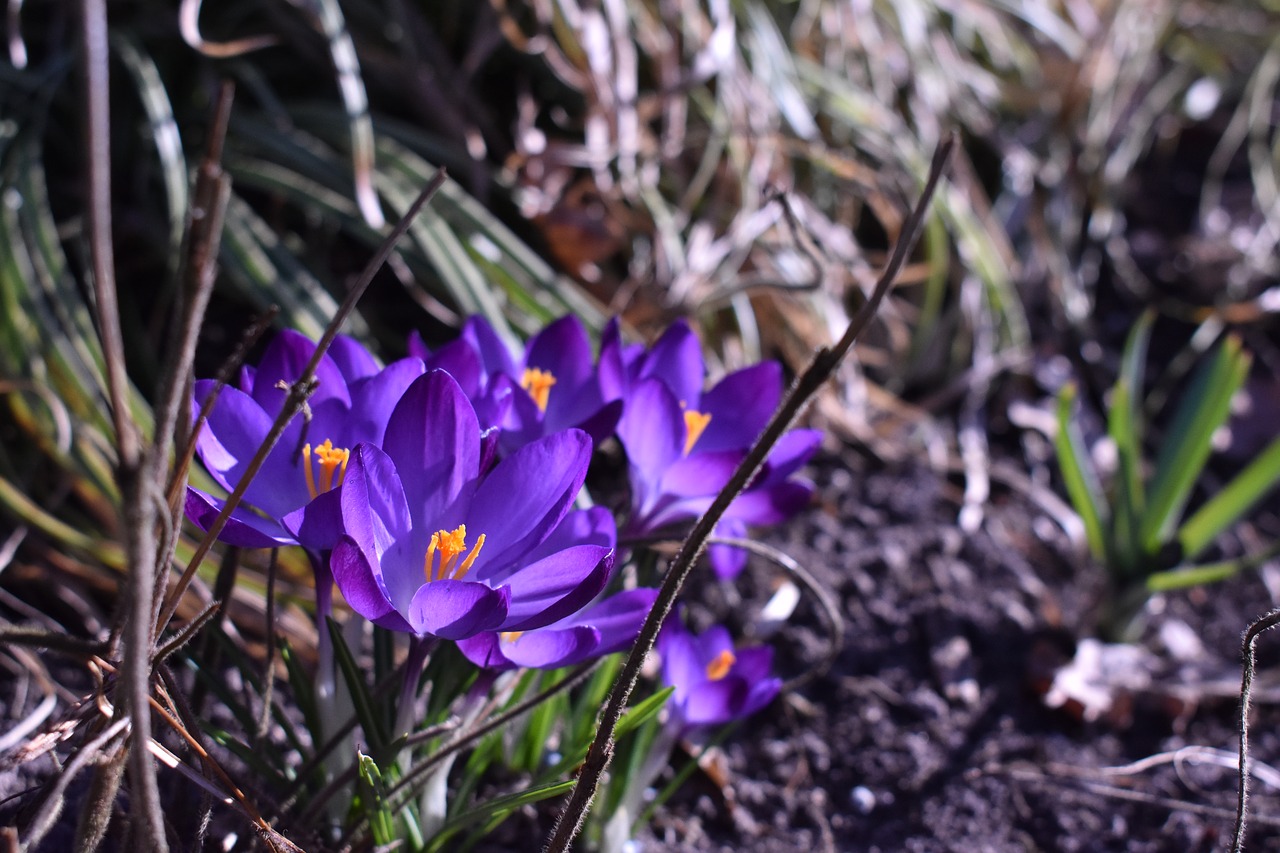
xmin=1234 ymin=608 xmax=1280 ymax=852
xmin=544 ymin=133 xmax=955 ymax=852
xmin=81 ymin=0 xmax=135 ymax=471
xmin=82 ymin=0 xmax=166 ymax=843
xmin=153 ymin=601 xmax=222 ymax=665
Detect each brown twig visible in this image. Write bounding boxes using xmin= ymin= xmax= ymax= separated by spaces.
xmin=81 ymin=0 xmax=166 ymax=843
xmin=1234 ymin=608 xmax=1280 ymax=852
xmin=544 ymin=133 xmax=955 ymax=852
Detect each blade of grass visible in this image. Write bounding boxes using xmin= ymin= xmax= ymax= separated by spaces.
xmin=1179 ymin=432 xmax=1280 ymax=561
xmin=1054 ymin=382 xmax=1109 ymax=562
xmin=1107 ymin=311 xmax=1153 ymax=574
xmin=328 ymin=616 xmax=389 ymax=755
xmin=425 ymin=780 xmax=575 ymax=853
xmin=1140 ymin=335 xmax=1251 ymax=553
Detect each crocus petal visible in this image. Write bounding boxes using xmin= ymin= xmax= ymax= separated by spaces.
xmin=729 ymin=646 xmax=775 ymax=686
xmin=340 ymin=445 xmax=412 ymax=557
xmin=660 ymin=450 xmax=742 ymax=498
xmin=525 ymin=315 xmax=594 ymax=391
xmin=696 ymin=362 xmax=782 ymax=453
xmin=597 ymin=318 xmax=631 ymax=399
xmin=250 ymin=329 xmax=350 ymax=412
xmin=760 ymin=429 xmax=823 ymax=482
xmin=569 ymin=588 xmax=658 ymax=656
xmin=500 ymin=625 xmax=601 ymax=669
xmin=465 ymin=429 xmax=592 ymax=570
xmin=739 ymin=676 xmax=783 ymax=720
xmin=344 ymin=358 xmax=426 ymax=447
xmin=658 ymin=627 xmax=703 ymax=701
xmin=455 ymin=633 xmax=509 ymax=670
xmin=478 ymin=428 xmax=501 ymax=477
xmin=695 ymin=625 xmax=737 ymax=666
xmin=184 ymin=487 xmax=294 ymax=548
xmin=708 ymin=518 xmax=748 ymax=580
xmin=723 ymin=481 xmax=814 ymax=525
xmin=284 ymin=487 xmax=343 ymax=551
xmin=339 ymin=447 xmax=431 ymax=613
xmin=383 ymin=371 xmax=480 ymax=524
xmin=407 ymin=579 xmax=510 ymax=639
xmin=497 ymin=378 xmax=547 ymax=452
xmin=422 ymin=338 xmax=483 ymax=399
xmin=638 ymin=320 xmax=703 ymax=407
xmin=522 ymin=507 xmax=617 ymax=564
xmin=681 ymin=678 xmax=749 ymax=727
xmin=406 ymin=330 xmax=430 ymax=361
xmin=331 ymin=535 xmax=414 ymax=632
xmin=616 ymin=380 xmax=684 ymax=514
xmin=475 ymin=373 xmax=518 ymax=436
xmin=461 ymin=315 xmax=518 ymax=379
xmin=497 ymin=544 xmax=613 ymax=631
xmin=193 ymin=382 xmax=303 ymax=516
xmin=570 ymin=398 xmax=624 ymax=445
xmin=328 ymin=334 xmax=381 ymax=382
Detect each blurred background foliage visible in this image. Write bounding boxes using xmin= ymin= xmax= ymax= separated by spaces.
xmin=0 ymin=0 xmax=1279 ymax=827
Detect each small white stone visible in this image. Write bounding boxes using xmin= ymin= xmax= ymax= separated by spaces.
xmin=850 ymin=785 xmax=876 ymax=814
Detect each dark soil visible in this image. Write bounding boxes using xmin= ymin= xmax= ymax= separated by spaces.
xmin=638 ymin=451 xmax=1280 ymax=852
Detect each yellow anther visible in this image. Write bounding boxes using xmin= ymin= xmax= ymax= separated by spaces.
xmin=303 ymin=439 xmax=350 ymax=499
xmin=500 ymin=631 xmax=524 ymax=644
xmin=424 ymin=525 xmax=486 ymax=582
xmin=683 ymin=410 xmax=712 ymax=455
xmin=521 ymin=367 xmax=557 ymax=412
xmin=705 ymin=649 xmax=736 ymax=681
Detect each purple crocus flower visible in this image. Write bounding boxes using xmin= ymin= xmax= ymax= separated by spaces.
xmin=657 ymin=617 xmax=781 ymax=732
xmin=610 ymin=320 xmax=821 ymax=578
xmin=457 ymin=583 xmax=658 ymax=671
xmin=330 ymin=370 xmax=615 ymax=640
xmin=186 ymin=330 xmax=424 ymax=549
xmin=409 ymin=314 xmax=622 ymax=453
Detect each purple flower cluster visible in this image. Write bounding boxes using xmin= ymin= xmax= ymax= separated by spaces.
xmin=187 ymin=315 xmax=817 ymax=676
xmin=608 ymin=320 xmax=822 ymax=579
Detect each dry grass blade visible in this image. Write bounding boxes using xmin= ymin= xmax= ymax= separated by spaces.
xmin=179 ymin=0 xmax=278 ymax=57
xmin=19 ymin=717 xmax=129 ymax=851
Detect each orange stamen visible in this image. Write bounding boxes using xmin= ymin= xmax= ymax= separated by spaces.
xmin=423 ymin=525 xmax=486 ymax=582
xmin=705 ymin=649 xmax=736 ymax=681
xmin=521 ymin=367 xmax=557 ymax=412
xmin=683 ymin=410 xmax=712 ymax=455
xmin=303 ymin=439 xmax=350 ymax=499
xmin=500 ymin=631 xmax=524 ymax=644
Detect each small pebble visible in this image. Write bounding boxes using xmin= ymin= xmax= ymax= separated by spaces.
xmin=850 ymin=785 xmax=876 ymax=815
